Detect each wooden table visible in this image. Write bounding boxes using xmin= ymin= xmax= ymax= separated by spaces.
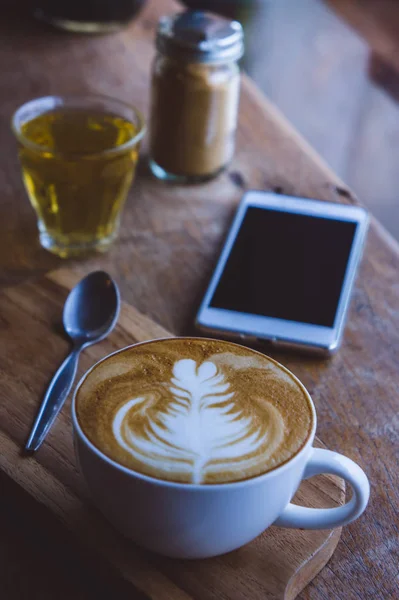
xmin=0 ymin=1 xmax=398 ymax=598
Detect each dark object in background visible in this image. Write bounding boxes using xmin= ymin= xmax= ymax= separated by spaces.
xmin=33 ymin=0 xmax=147 ymax=33
xmin=181 ymin=0 xmax=257 ymax=24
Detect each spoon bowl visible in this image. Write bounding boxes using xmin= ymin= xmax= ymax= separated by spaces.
xmin=63 ymin=271 xmax=120 ymax=344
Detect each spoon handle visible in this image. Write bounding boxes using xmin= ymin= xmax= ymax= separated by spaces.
xmin=25 ymin=348 xmax=81 ymax=453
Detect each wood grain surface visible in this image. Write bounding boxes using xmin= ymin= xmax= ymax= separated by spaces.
xmin=0 ymin=0 xmax=398 ymax=599
xmin=0 ymin=267 xmax=345 ymax=600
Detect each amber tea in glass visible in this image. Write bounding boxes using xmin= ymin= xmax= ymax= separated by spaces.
xmin=12 ymin=96 xmax=145 ymax=258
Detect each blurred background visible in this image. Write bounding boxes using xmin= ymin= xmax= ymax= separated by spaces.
xmin=6 ymin=0 xmax=399 ymax=240
xmin=183 ymin=0 xmax=399 ymax=241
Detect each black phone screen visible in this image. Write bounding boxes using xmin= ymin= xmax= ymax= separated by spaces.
xmin=210 ymin=206 xmax=358 ymax=328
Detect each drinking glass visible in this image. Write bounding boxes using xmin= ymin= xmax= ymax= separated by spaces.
xmin=33 ymin=0 xmax=147 ymax=33
xmin=12 ymin=95 xmax=145 ymax=258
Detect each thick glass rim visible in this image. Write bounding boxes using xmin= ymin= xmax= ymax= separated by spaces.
xmin=11 ymin=94 xmax=146 ymax=159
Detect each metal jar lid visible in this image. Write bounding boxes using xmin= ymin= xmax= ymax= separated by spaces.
xmin=156 ymin=11 xmax=244 ymax=64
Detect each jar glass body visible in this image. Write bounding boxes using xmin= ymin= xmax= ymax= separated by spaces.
xmin=149 ymin=54 xmax=240 ymax=183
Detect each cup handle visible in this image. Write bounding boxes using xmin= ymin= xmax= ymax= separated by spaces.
xmin=274 ymin=447 xmax=370 ymax=529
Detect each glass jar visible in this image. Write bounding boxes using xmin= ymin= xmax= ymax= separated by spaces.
xmin=149 ymin=11 xmax=244 ymax=183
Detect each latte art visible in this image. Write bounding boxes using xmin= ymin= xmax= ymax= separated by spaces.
xmin=76 ymin=338 xmax=313 ymax=484
xmin=113 ymin=358 xmax=285 ymax=484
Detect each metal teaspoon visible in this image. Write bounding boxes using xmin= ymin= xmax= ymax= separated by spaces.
xmin=25 ymin=271 xmax=120 ymax=453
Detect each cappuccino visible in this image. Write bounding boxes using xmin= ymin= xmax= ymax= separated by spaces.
xmin=76 ymin=338 xmax=313 ymax=484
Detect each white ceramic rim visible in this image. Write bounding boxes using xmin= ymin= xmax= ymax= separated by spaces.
xmin=72 ymin=337 xmax=317 ymax=490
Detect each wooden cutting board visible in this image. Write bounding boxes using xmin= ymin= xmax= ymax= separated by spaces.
xmin=0 ymin=267 xmax=345 ymax=600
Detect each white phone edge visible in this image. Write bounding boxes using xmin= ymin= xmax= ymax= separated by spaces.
xmin=195 ymin=191 xmax=369 ymax=356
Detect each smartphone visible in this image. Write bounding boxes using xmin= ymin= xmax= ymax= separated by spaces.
xmin=195 ymin=191 xmax=369 ymax=355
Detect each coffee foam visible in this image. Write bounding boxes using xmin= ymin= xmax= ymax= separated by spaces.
xmin=76 ymin=338 xmax=313 ymax=484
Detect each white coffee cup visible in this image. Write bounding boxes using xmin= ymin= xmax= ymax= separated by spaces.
xmin=72 ymin=344 xmax=370 ymax=559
